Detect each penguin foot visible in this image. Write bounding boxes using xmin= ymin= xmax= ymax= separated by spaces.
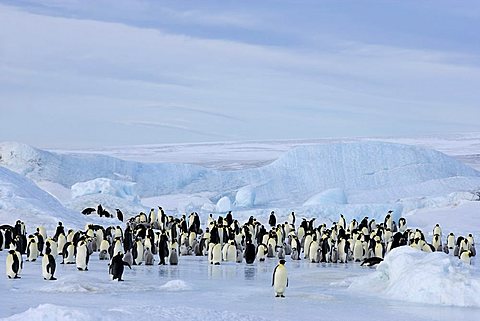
xmin=275 ymin=295 xmax=280 ymax=297
xmin=118 ymin=279 xmax=124 ymax=282
xmin=50 ymin=277 xmax=57 ymax=280
xmin=14 ymin=276 xmax=21 ymax=279
xmin=281 ymin=295 xmax=285 ymax=298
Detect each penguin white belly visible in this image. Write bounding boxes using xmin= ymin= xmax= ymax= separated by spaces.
xmin=27 ymin=242 xmax=38 ymax=261
xmin=100 ymin=240 xmax=110 ymax=252
xmin=273 ymin=266 xmax=288 ymax=295
xmin=374 ymin=244 xmax=384 ymax=258
xmin=42 ymin=255 xmax=53 ymax=280
xmin=135 ymin=243 xmax=144 ymax=264
xmin=6 ymin=253 xmax=17 ymax=278
xmin=76 ymin=246 xmax=88 ymax=270
xmin=256 ymin=245 xmax=266 ymax=261
xmin=114 ymin=241 xmax=123 ymax=256
xmin=212 ymin=244 xmax=222 ymax=265
xmin=65 ymin=244 xmax=75 ymax=263
xmin=308 ymin=241 xmax=319 ymax=263
xmin=226 ymin=245 xmax=236 ymax=262
xmin=353 ymin=241 xmax=364 ymax=262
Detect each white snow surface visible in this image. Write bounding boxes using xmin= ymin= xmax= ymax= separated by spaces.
xmin=349 ymin=246 xmax=480 ymax=307
xmin=71 ymin=178 xmax=138 ymax=200
xmin=1 ymin=136 xmax=480 ymax=320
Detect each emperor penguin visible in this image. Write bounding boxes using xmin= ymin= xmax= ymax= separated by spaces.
xmin=277 ymin=246 xmax=286 ymax=260
xmin=291 ymin=247 xmax=300 ymax=261
xmin=123 ymin=249 xmax=134 ymax=267
xmin=62 ymin=242 xmax=75 ymax=264
xmin=169 ymin=246 xmax=179 ymax=265
xmin=6 ymin=249 xmax=21 ymax=279
xmin=303 ymin=233 xmax=313 ymax=260
xmin=42 ymin=246 xmax=57 ymax=280
xmin=337 ymin=238 xmax=347 ymax=263
xmin=432 ymin=234 xmax=442 ymax=251
xmin=109 ymin=252 xmax=132 ymax=281
xmin=447 ymin=233 xmax=455 ymax=252
xmin=45 ymin=238 xmax=58 ymax=257
xmin=338 ymin=214 xmax=346 ymax=230
xmin=433 ymin=224 xmax=442 ymax=238
xmin=133 ymin=239 xmax=144 ymax=265
xmin=256 ymin=243 xmax=267 ymax=262
xmin=308 ymin=240 xmax=320 ymax=263
xmin=27 ymin=236 xmax=38 ymax=262
xmin=353 ymin=235 xmax=364 ymax=262
xmin=158 ymin=234 xmax=169 ymax=265
xmin=211 ymin=243 xmax=222 ymax=265
xmin=287 ymin=212 xmax=296 ymax=226
xmin=57 ymin=234 xmax=67 ymax=255
xmin=144 ymin=247 xmax=154 ymax=265
xmin=113 ymin=238 xmax=123 ymax=257
xmin=244 ymin=241 xmax=256 ymax=264
xmin=460 ymin=250 xmax=473 ymax=265
xmin=76 ymin=239 xmax=90 ymax=271
xmin=99 ymin=239 xmax=110 ymax=260
xmin=374 ymin=238 xmax=385 ymax=259
xmin=272 ymin=259 xmax=288 ymax=297
xmin=226 ymin=241 xmax=237 ymax=263
xmin=398 ymin=217 xmax=407 ymax=233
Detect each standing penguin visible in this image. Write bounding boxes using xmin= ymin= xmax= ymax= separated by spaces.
xmin=123 ymin=249 xmax=134 ymax=267
xmin=269 ymin=211 xmax=277 ymax=228
xmin=76 ymin=239 xmax=90 ymax=271
xmin=244 ymin=241 xmax=256 ymax=264
xmin=26 ymin=236 xmax=39 ymax=262
xmin=6 ymin=249 xmax=21 ymax=279
xmin=158 ymin=234 xmax=169 ymax=265
xmin=144 ymin=247 xmax=154 ymax=265
xmin=109 ymin=252 xmax=132 ymax=281
xmin=42 ymin=246 xmax=57 ymax=280
xmin=169 ymin=247 xmax=179 ymax=265
xmin=272 ymin=259 xmax=288 ymax=297
xmin=116 ymin=209 xmax=124 ymax=222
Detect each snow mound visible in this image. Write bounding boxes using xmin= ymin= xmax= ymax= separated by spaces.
xmin=234 ymin=185 xmax=256 ymax=207
xmin=71 ymin=178 xmax=137 ymax=199
xmin=159 ymin=279 xmax=191 ymax=291
xmin=303 ymin=188 xmax=348 ymax=206
xmin=349 ymin=246 xmax=480 ymax=307
xmin=216 ymin=196 xmax=232 ymax=213
xmin=2 ymin=304 xmax=271 ymax=321
xmin=2 ymin=304 xmax=99 ymax=321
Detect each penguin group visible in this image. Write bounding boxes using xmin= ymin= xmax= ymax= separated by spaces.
xmin=1 ymin=208 xmax=476 ymax=292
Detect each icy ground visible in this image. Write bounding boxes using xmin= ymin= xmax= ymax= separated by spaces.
xmin=1 ymin=252 xmax=479 ymax=321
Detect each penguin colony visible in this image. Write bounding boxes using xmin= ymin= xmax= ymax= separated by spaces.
xmin=1 ymin=208 xmax=476 ymax=296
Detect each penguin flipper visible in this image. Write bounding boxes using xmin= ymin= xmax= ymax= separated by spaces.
xmin=272 ymin=265 xmax=278 ymax=286
xmin=287 ymin=278 xmax=289 ymax=287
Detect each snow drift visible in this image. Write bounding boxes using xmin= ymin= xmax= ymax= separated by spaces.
xmin=0 ymin=165 xmax=122 ymax=231
xmin=349 ymin=246 xmax=480 ymax=307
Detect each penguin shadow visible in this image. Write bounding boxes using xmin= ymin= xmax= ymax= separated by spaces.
xmin=244 ymin=265 xmax=256 ymax=281
xmin=158 ymin=265 xmax=179 ymax=279
xmin=207 ymin=264 xmax=222 ymax=280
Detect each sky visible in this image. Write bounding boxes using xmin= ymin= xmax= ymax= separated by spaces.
xmin=0 ymin=0 xmax=479 ymax=148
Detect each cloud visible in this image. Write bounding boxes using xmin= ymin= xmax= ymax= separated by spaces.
xmin=0 ymin=2 xmax=479 ymax=148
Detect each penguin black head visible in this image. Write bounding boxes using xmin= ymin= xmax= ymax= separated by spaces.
xmin=279 ymin=259 xmax=286 ymax=265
